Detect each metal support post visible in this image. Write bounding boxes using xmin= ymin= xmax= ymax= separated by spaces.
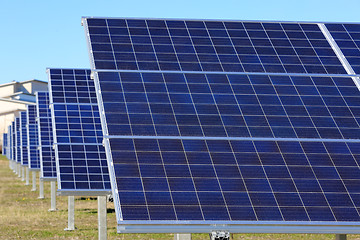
xmin=65 ymin=196 xmax=75 ymax=231
xmin=18 ymin=164 xmax=21 ymax=178
xmin=175 ymin=234 xmax=192 ymax=240
xmin=38 ymin=178 xmax=44 ymax=199
xmin=31 ymin=171 xmax=36 ymax=191
xmin=21 ymin=166 xmax=25 ymax=181
xmin=98 ymin=196 xmax=107 ymax=240
xmin=49 ymin=181 xmax=57 ymax=211
xmin=336 ymin=234 xmax=347 ymax=240
xmin=25 ymin=167 xmax=30 ymax=185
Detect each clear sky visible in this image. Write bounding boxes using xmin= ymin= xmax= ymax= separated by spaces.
xmin=0 ymin=0 xmax=359 ymax=85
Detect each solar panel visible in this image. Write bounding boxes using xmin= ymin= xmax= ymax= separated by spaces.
xmin=27 ymin=105 xmax=40 ymax=170
xmin=3 ymin=133 xmax=7 ymax=156
xmin=47 ymin=68 xmax=111 ymax=195
xmin=11 ymin=121 xmax=15 ymax=162
xmin=83 ymin=18 xmax=347 ymax=75
xmin=7 ymin=125 xmax=11 ymax=160
xmin=84 ymin=17 xmax=360 ymax=233
xmin=19 ymin=111 xmax=29 ymax=166
xmin=36 ymin=92 xmax=57 ymax=180
xmin=326 ymin=23 xmax=360 ymax=74
xmin=15 ymin=117 xmax=21 ymax=164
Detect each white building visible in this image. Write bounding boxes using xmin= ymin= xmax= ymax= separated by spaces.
xmin=0 ymin=79 xmax=48 ymax=152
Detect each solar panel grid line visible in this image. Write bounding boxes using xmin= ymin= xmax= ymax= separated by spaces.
xmin=83 ymin=18 xmax=349 ymax=75
xmin=47 ymin=68 xmax=111 ymax=194
xmin=36 ymin=92 xmax=57 ymax=180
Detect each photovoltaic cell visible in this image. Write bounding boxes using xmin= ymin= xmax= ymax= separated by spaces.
xmin=84 ymin=17 xmax=360 ymax=233
xmin=83 ymin=18 xmax=347 ymax=75
xmin=48 ymin=68 xmax=111 ymax=193
xmin=27 ymin=105 xmax=40 ymax=170
xmin=36 ymin=92 xmax=57 ymax=180
xmin=20 ymin=111 xmax=29 ymax=166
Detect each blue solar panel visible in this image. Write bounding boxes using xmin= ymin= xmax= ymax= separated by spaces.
xmin=7 ymin=126 xmax=11 ymax=160
xmin=326 ymin=23 xmax=360 ymax=74
xmin=3 ymin=133 xmax=7 ymax=156
xmin=15 ymin=117 xmax=21 ymax=164
xmin=84 ymin=17 xmax=360 ymax=233
xmin=95 ymin=72 xmax=360 ymax=140
xmin=36 ymin=92 xmax=56 ymax=180
xmin=27 ymin=105 xmax=40 ymax=170
xmin=19 ymin=112 xmax=29 ymax=166
xmin=11 ymin=122 xmax=15 ymax=162
xmin=83 ymin=18 xmax=347 ymax=75
xmin=47 ymin=68 xmax=111 ymax=193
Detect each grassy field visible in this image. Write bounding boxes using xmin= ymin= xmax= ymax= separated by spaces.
xmin=0 ymin=154 xmax=360 ymax=240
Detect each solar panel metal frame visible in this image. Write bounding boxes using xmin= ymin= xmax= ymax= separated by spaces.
xmin=83 ymin=17 xmax=360 ymax=234
xmin=47 ymin=68 xmax=111 ymax=196
xmin=36 ymin=91 xmax=57 ymax=181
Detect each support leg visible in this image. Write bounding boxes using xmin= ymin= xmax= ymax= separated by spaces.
xmin=65 ymin=196 xmax=75 ymax=230
xmin=38 ymin=178 xmax=44 ymax=199
xmin=18 ymin=164 xmax=21 ymax=178
xmin=49 ymin=181 xmax=57 ymax=211
xmin=98 ymin=196 xmax=107 ymax=240
xmin=21 ymin=166 xmax=25 ymax=181
xmin=174 ymin=234 xmax=192 ymax=240
xmin=336 ymin=234 xmax=347 ymax=240
xmin=31 ymin=171 xmax=36 ymax=191
xmin=25 ymin=167 xmax=30 ymax=185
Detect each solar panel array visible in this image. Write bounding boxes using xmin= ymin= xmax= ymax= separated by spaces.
xmin=48 ymin=68 xmax=111 ymax=192
xmin=27 ymin=105 xmax=40 ymax=170
xmin=36 ymin=92 xmax=57 ymax=180
xmin=19 ymin=112 xmax=29 ymax=166
xmin=83 ymin=17 xmax=360 ymax=232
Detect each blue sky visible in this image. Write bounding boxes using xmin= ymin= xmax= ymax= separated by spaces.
xmin=0 ymin=0 xmax=359 ymax=85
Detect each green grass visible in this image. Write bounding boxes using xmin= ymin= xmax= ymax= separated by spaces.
xmin=0 ymin=154 xmax=360 ymax=239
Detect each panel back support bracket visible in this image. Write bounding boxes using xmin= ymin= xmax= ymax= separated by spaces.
xmin=210 ymin=231 xmax=230 ymax=240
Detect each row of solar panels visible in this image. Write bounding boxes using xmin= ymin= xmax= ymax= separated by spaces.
xmin=3 ymin=18 xmax=360 ymax=235
xmin=3 ymin=80 xmax=110 ymax=194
